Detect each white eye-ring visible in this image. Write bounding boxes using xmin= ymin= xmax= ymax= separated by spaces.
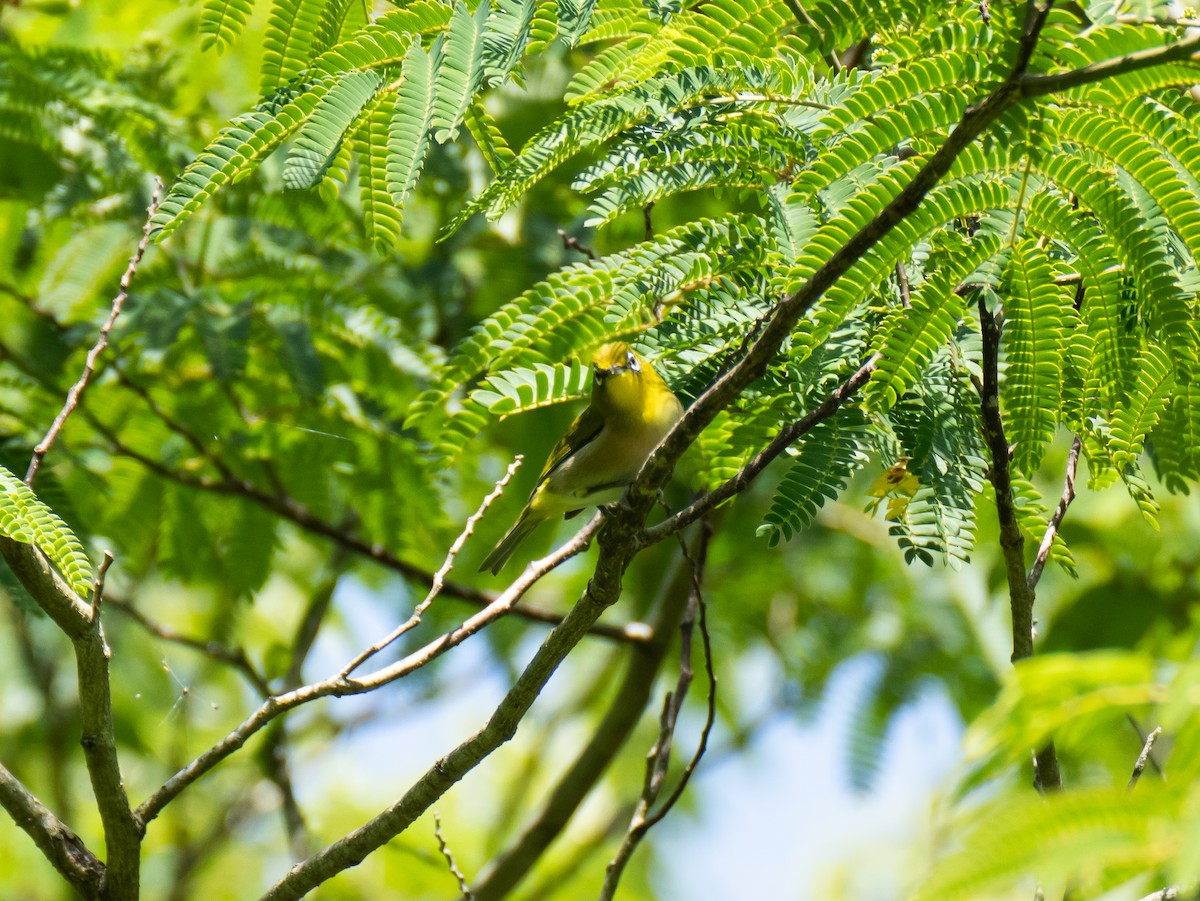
xmin=626 ymin=351 xmax=640 ymax=372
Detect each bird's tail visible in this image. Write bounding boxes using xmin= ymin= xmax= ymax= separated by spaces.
xmin=478 ymin=510 xmax=540 ymax=575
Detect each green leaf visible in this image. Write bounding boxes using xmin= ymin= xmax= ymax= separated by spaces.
xmin=200 ymin=0 xmax=255 ymax=52
xmin=1110 ymin=342 xmax=1175 ymax=469
xmin=386 ymin=39 xmax=440 ymax=213
xmin=432 ymin=0 xmax=490 ymax=144
xmin=759 ymin=413 xmax=871 ymax=546
xmin=283 ymin=69 xmax=383 ymax=190
xmin=262 ymin=0 xmax=326 ymax=95
xmin=0 ymin=464 xmax=93 ymax=597
xmin=1002 ymin=239 xmax=1071 ymax=476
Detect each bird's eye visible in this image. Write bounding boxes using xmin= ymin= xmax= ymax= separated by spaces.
xmin=594 ymin=367 xmax=607 ymax=383
xmin=626 ymin=351 xmax=640 ymax=372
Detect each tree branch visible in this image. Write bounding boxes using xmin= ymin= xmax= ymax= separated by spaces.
xmin=1127 ymin=726 xmax=1162 ymax=792
xmin=90 ymin=423 xmax=641 ymax=642
xmin=257 ymin=522 xmax=629 ymax=901
xmin=977 ymin=300 xmax=1036 ymax=663
xmin=0 ymin=537 xmax=142 ymax=897
xmin=598 ymin=521 xmax=715 ymax=901
xmin=1017 ymin=30 xmax=1200 ymax=98
xmin=472 ymin=531 xmax=703 ymax=900
xmin=1027 ymin=434 xmax=1080 ymax=591
xmin=977 ymin=298 xmax=1062 ymax=792
xmin=25 ymin=181 xmax=161 ymax=486
xmin=340 ymin=456 xmax=523 ymax=677
xmin=137 ymin=516 xmax=603 ymax=827
xmin=644 ymin=355 xmax=878 ymax=543
xmin=0 ymin=761 xmax=104 ymax=898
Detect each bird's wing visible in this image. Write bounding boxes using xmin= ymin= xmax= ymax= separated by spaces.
xmin=536 ymin=403 xmax=604 ymax=484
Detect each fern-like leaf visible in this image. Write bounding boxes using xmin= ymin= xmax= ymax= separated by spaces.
xmin=261 ymin=0 xmax=326 ymax=95
xmin=482 ymin=0 xmax=538 ymax=86
xmin=1110 ymin=342 xmax=1175 ymax=468
xmin=386 ymin=39 xmax=440 ymax=212
xmin=433 ymin=0 xmax=490 ymax=144
xmin=1002 ymin=239 xmax=1071 ymax=476
xmin=758 ymin=412 xmax=871 ymax=546
xmin=200 ymin=0 xmax=255 ymax=52
xmin=0 ymin=464 xmax=93 ymax=597
xmin=152 ymin=79 xmax=336 ymax=239
xmin=463 ymin=101 xmax=516 ymax=174
xmin=471 ymin=360 xmax=591 ymax=416
xmin=283 ymin=69 xmax=383 ymax=190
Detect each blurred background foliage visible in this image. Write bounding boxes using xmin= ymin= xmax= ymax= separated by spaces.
xmin=1 ymin=0 xmax=1199 ymax=899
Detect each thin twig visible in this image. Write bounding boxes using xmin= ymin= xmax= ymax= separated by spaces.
xmin=340 ymin=456 xmax=523 ymax=677
xmin=1126 ymin=714 xmax=1165 ymax=778
xmin=645 ymin=354 xmax=878 ymax=542
xmin=137 ymin=514 xmax=603 ymax=827
xmin=558 ymin=229 xmax=596 ymax=261
xmin=1127 ymin=726 xmax=1163 ymax=792
xmin=598 ymin=520 xmax=714 ymax=901
xmin=644 ymin=525 xmax=716 ymax=830
xmin=434 ymin=813 xmax=474 ymax=900
xmin=470 ymin=532 xmax=704 ymax=901
xmin=1133 ymin=888 xmax=1179 ymax=901
xmin=86 ymin=421 xmax=642 ymax=643
xmin=895 ymin=261 xmax=912 ymax=308
xmin=26 ymin=179 xmax=162 ymax=486
xmin=90 ymin=550 xmax=114 ymax=615
xmin=1027 ymin=435 xmax=1081 ymax=590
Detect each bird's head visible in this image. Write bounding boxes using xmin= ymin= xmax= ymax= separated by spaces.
xmin=591 ymin=342 xmax=664 ymax=418
xmin=592 ymin=342 xmax=643 ymax=385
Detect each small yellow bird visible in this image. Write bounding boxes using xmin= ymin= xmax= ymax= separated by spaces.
xmin=478 ymin=342 xmax=684 ymax=575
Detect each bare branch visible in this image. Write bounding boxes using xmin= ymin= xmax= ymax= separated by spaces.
xmin=1127 ymin=726 xmax=1163 ymax=792
xmin=434 ymin=813 xmax=474 ymax=900
xmin=256 ymin=516 xmax=623 ymax=901
xmin=978 ymin=299 xmax=1037 ymax=663
xmin=137 ymin=516 xmax=602 ymax=828
xmin=598 ymin=521 xmax=714 ymax=901
xmin=977 ymin=297 xmax=1061 ymax=792
xmin=557 ymin=229 xmax=596 ymax=261
xmin=90 ymin=550 xmax=114 ymax=615
xmin=1027 ymin=435 xmax=1080 ymax=591
xmin=473 ymin=534 xmax=704 ymax=900
xmin=0 ymin=761 xmax=104 ymax=897
xmin=1017 ymin=29 xmax=1200 ymax=98
xmin=340 ymin=456 xmax=523 ymax=677
xmin=26 ymin=180 xmax=161 ymax=486
xmin=1134 ymin=888 xmax=1179 ymax=901
xmin=644 ymin=527 xmax=716 ymax=830
xmin=90 ymin=423 xmax=641 ymax=642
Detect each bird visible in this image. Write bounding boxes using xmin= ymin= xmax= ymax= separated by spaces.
xmin=478 ymin=342 xmax=684 ymax=575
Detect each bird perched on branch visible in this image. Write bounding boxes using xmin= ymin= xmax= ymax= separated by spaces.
xmin=478 ymin=342 xmax=683 ymax=575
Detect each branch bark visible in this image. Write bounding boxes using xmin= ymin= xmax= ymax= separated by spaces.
xmin=977 ymin=298 xmax=1061 ymax=792
xmin=137 ymin=516 xmax=603 ymax=826
xmin=0 ymin=539 xmax=142 ymax=898
xmin=0 ymin=762 xmax=104 ymax=898
xmin=471 ymin=531 xmax=703 ymax=900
